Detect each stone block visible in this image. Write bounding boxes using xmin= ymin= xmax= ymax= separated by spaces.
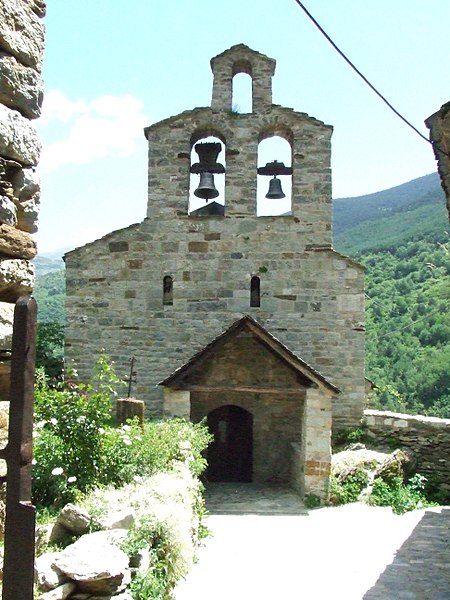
xmin=0 ymin=257 xmax=34 ymax=302
xmin=188 ymin=241 xmax=208 ymax=252
xmin=0 ymin=52 xmax=43 ymax=118
xmin=0 ymin=104 xmax=41 ymax=165
xmin=0 ymin=0 xmax=46 ymax=70
xmin=0 ymin=194 xmax=17 ymax=226
xmin=0 ymin=223 xmax=36 ymax=258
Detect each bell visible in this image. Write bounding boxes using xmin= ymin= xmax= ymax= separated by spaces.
xmin=265 ymin=176 xmax=285 ymax=199
xmin=194 ymin=172 xmax=219 ymax=200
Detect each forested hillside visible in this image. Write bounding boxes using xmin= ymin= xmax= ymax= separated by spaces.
xmin=334 ymin=172 xmax=449 ymax=418
xmin=34 ymin=173 xmax=449 ymax=416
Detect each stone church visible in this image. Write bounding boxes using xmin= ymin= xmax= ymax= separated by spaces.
xmin=64 ymin=45 xmax=365 ymax=499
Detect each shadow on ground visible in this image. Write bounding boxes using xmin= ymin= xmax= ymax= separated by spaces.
xmin=363 ymin=507 xmax=450 ymax=600
xmin=204 ymin=482 xmax=308 ymax=515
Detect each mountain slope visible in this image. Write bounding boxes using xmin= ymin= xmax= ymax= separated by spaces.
xmin=333 ymin=173 xmax=447 ymax=254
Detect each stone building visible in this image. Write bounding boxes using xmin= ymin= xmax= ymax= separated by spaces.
xmin=0 ymin=0 xmax=45 ymax=400
xmin=65 ymin=45 xmax=365 ymax=499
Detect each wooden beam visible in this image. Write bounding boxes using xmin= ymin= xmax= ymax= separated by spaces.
xmin=172 ymin=384 xmax=306 ymax=395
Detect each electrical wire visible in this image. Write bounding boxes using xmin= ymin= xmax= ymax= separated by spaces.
xmin=292 ymin=0 xmax=448 ymax=155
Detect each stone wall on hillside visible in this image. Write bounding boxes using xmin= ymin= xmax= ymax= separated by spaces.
xmin=364 ymin=409 xmax=450 ymax=501
xmin=0 ymin=0 xmax=45 ymax=400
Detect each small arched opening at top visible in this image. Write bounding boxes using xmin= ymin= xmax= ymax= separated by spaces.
xmin=232 ymin=60 xmax=253 ymax=114
xmin=189 ymin=131 xmax=226 ymax=216
xmin=257 ymin=129 xmax=293 ymax=216
xmin=250 ymin=275 xmax=260 ymax=307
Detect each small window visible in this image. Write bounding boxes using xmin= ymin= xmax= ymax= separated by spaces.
xmin=250 ymin=276 xmax=260 ymax=307
xmin=163 ymin=275 xmax=173 ymax=305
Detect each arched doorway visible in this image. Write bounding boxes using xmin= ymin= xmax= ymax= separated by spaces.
xmin=206 ymin=405 xmax=253 ymax=482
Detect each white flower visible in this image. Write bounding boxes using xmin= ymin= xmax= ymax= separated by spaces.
xmin=76 ymin=416 xmax=86 ymax=423
xmin=133 ymin=475 xmax=143 ymax=483
xmin=122 ymin=437 xmax=132 ymax=446
xmin=51 ymin=467 xmax=63 ymax=476
xmin=50 ymin=418 xmax=57 ymax=425
xmin=122 ymin=425 xmax=131 ymax=432
xmin=32 ymin=459 xmax=36 ymax=465
xmin=98 ymin=427 xmax=105 ymax=434
xmin=67 ymin=476 xmax=77 ymax=483
xmin=35 ymin=420 xmax=46 ymax=429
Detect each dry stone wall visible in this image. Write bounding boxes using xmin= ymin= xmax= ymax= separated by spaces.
xmin=365 ymin=409 xmax=450 ymax=501
xmin=0 ymin=0 xmax=45 ymax=399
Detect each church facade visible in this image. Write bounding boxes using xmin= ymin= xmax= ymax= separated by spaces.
xmin=64 ymin=45 xmax=365 ymax=499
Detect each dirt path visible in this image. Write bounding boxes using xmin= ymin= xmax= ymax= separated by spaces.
xmin=174 ymin=487 xmax=449 ymax=600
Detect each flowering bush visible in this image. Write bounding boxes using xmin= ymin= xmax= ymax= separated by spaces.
xmin=32 ymin=355 xmax=212 ymax=508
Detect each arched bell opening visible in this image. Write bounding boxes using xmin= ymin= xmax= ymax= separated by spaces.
xmin=232 ymin=72 xmax=252 ymax=114
xmin=188 ymin=133 xmax=226 ymax=215
xmin=257 ymin=133 xmax=293 ymax=216
xmin=206 ymin=405 xmax=253 ymax=482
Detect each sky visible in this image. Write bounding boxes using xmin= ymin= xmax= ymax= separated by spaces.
xmin=35 ymin=0 xmax=450 ymax=255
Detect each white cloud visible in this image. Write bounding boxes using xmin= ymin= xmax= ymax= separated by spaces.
xmin=39 ymin=91 xmax=149 ymax=171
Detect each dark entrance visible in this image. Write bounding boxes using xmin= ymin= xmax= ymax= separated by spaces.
xmin=206 ymin=405 xmax=253 ymax=482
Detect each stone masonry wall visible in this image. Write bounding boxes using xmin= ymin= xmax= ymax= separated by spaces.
xmin=0 ymin=0 xmax=45 ymax=400
xmin=425 ymin=101 xmax=450 ymax=219
xmin=365 ymin=410 xmax=450 ymax=501
xmin=65 ymin=46 xmax=365 ymax=433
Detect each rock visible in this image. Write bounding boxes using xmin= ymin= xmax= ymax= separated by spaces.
xmin=0 ymin=302 xmax=14 ymax=349
xmin=0 ymin=257 xmax=34 ymax=302
xmin=54 ymin=530 xmax=130 ymax=596
xmin=99 ymin=509 xmax=135 ymax=531
xmin=0 ymin=104 xmax=41 ymax=165
xmin=0 ymin=0 xmax=46 ymax=70
xmin=332 ymin=448 xmax=388 ymax=483
xmin=374 ymin=449 xmax=413 ymax=483
xmin=0 ymin=194 xmax=17 ymax=226
xmin=49 ymin=522 xmax=72 ymax=547
xmin=129 ymin=546 xmax=151 ymax=572
xmin=0 ymin=223 xmax=36 ymax=259
xmin=35 ymin=523 xmax=53 ymax=555
xmin=36 ymin=582 xmax=77 ymax=600
xmin=35 ymin=551 xmax=67 ymax=592
xmin=13 ymin=166 xmax=40 ymax=232
xmin=0 ymin=52 xmax=43 ymax=119
xmin=56 ymin=504 xmax=91 ymax=536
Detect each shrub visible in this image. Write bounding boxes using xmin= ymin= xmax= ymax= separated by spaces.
xmin=329 ymin=468 xmax=369 ymax=505
xmin=369 ymin=473 xmax=437 ymax=514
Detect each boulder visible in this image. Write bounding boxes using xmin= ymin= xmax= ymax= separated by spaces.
xmin=0 ymin=223 xmax=37 ymax=259
xmin=54 ymin=530 xmax=130 ymax=596
xmin=0 ymin=257 xmax=34 ymax=302
xmin=36 ymin=582 xmax=76 ymax=600
xmin=0 ymin=52 xmax=43 ymax=118
xmin=0 ymin=104 xmax=41 ymax=165
xmin=0 ymin=0 xmax=46 ymax=70
xmin=99 ymin=509 xmax=135 ymax=531
xmin=56 ymin=504 xmax=91 ymax=536
xmin=332 ymin=447 xmax=388 ymax=483
xmin=374 ymin=449 xmax=414 ymax=483
xmin=35 ymin=551 xmax=68 ymax=592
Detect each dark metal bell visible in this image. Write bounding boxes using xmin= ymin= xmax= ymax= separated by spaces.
xmin=194 ymin=172 xmax=219 ymax=200
xmin=265 ymin=176 xmax=285 ymax=199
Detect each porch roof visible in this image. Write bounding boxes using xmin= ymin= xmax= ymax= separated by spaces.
xmin=159 ymin=315 xmax=340 ymax=395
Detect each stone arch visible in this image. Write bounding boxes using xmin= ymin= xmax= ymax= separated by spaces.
xmin=206 ymin=404 xmax=253 ymax=482
xmin=257 ymin=125 xmax=293 ymax=216
xmin=189 ymin=128 xmax=226 ymax=215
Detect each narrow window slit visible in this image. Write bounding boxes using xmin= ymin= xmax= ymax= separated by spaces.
xmin=250 ymin=276 xmax=260 ymax=307
xmin=163 ymin=275 xmax=173 ymax=305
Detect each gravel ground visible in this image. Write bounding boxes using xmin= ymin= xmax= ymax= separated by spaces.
xmin=174 ymin=501 xmax=450 ymax=600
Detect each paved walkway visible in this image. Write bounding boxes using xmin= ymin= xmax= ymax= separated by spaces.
xmin=174 ymin=484 xmax=450 ymax=600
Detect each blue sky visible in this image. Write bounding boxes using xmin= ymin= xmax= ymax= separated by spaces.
xmin=36 ymin=0 xmax=449 ymax=254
